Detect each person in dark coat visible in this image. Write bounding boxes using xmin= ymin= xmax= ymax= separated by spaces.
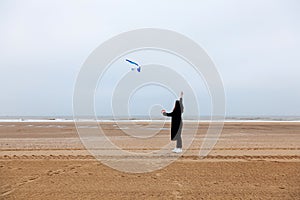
xmin=162 ymin=91 xmax=184 ymax=153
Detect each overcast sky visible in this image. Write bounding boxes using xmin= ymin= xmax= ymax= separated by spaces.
xmin=0 ymin=0 xmax=299 ymax=117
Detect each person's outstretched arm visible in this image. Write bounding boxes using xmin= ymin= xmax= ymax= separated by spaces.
xmin=179 ymin=91 xmax=184 ymax=113
xmin=162 ymin=109 xmax=172 ymax=117
xmin=164 ymin=112 xmax=173 ymax=117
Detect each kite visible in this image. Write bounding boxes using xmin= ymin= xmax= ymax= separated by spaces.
xmin=126 ymin=59 xmax=141 ymax=72
xmin=126 ymin=59 xmax=139 ymax=66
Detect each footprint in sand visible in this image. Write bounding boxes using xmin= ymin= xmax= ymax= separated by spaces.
xmin=0 ymin=184 xmax=15 ymax=197
xmin=1 ymin=175 xmax=40 ymax=197
xmin=173 ymin=180 xmax=183 ymax=187
xmin=1 ymin=188 xmax=15 ymax=197
xmin=24 ymin=175 xmax=40 ymax=183
xmin=47 ymin=169 xmax=63 ymax=176
xmin=46 ymin=165 xmax=82 ymax=176
xmin=172 ymin=190 xmax=183 ymax=199
xmin=170 ymin=180 xmax=184 ymax=199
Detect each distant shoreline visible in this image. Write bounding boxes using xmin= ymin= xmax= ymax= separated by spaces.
xmin=0 ymin=119 xmax=299 ymax=123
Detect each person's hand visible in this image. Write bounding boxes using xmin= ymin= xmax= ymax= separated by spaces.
xmin=161 ymin=109 xmax=166 ymax=114
xmin=180 ymin=91 xmax=183 ymax=98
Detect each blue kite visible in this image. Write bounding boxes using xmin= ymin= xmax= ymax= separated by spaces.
xmin=126 ymin=59 xmax=141 ymax=72
xmin=126 ymin=59 xmax=139 ymax=66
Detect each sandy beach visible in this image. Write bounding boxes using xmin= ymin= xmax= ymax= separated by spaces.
xmin=1 ymin=121 xmax=300 ymax=199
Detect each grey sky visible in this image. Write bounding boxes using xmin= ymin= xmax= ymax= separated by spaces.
xmin=0 ymin=0 xmax=299 ymax=117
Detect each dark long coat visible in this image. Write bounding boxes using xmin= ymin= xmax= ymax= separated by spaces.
xmin=163 ymin=98 xmax=184 ymax=140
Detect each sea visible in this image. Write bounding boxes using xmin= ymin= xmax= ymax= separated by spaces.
xmin=0 ymin=116 xmax=299 ymax=122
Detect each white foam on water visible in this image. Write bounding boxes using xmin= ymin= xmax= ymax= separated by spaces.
xmin=0 ymin=119 xmax=74 ymax=123
xmin=0 ymin=118 xmax=299 ymax=123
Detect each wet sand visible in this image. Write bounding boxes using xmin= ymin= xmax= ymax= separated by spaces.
xmin=1 ymin=122 xmax=300 ymax=199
